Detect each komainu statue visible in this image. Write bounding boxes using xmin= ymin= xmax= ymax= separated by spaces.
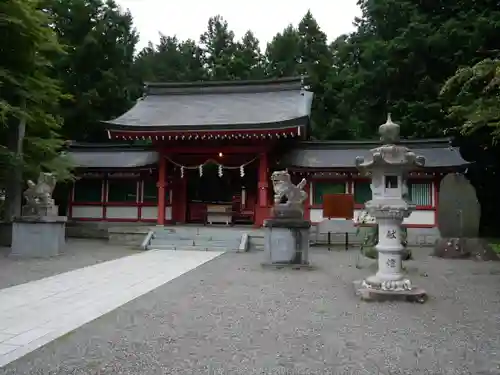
xmin=23 ymin=172 xmax=57 ymax=216
xmin=271 ymin=170 xmax=308 ymax=213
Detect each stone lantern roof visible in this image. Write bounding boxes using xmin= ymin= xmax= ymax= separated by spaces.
xmin=355 ymin=114 xmax=426 ymax=172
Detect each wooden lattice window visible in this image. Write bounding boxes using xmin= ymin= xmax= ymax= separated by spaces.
xmin=408 ymin=182 xmax=432 ymax=206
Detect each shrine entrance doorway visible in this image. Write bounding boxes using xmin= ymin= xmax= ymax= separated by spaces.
xmin=172 ymin=154 xmax=259 ymax=226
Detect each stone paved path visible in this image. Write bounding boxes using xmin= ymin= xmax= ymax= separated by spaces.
xmin=0 ymin=250 xmax=223 ymax=368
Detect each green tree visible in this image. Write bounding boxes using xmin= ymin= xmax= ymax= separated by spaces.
xmin=265 ymin=25 xmax=301 ymax=78
xmin=233 ymin=31 xmax=265 ymax=79
xmin=440 ymin=57 xmax=500 ymax=142
xmin=325 ymin=0 xmax=500 ymax=139
xmin=43 ymin=0 xmax=139 ymax=142
xmin=199 ymin=15 xmax=238 ymax=80
xmin=297 ymin=11 xmax=334 ymax=139
xmin=134 ymin=35 xmax=206 ymax=83
xmin=0 ymin=0 xmax=71 ymax=220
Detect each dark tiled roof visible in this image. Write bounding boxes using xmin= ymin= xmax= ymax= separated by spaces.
xmin=280 ymin=138 xmax=468 ymax=169
xmin=104 ymin=77 xmax=313 ymax=131
xmin=68 ymin=149 xmax=158 ymax=168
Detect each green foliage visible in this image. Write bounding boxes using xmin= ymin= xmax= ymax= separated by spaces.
xmin=233 ymin=31 xmax=266 ymax=80
xmin=134 ymin=36 xmax=206 ymax=83
xmin=43 ymin=0 xmax=139 ymax=142
xmin=489 ymin=242 xmax=500 ymax=254
xmin=199 ymin=15 xmax=237 ymax=80
xmin=440 ymin=58 xmax=500 ymax=142
xmin=265 ymin=25 xmax=301 ymax=78
xmin=317 ymin=0 xmax=500 ymax=140
xmin=0 ymin=0 xmax=71 ymax=182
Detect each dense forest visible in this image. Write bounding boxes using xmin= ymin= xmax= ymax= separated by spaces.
xmin=1 ymin=0 xmax=500 ymax=232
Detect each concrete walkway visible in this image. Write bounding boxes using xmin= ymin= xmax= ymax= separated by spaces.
xmin=0 ymin=249 xmax=223 ymax=368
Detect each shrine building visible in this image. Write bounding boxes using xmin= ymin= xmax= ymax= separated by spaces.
xmin=64 ymin=77 xmax=467 ymax=233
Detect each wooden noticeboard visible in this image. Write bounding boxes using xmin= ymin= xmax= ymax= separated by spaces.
xmin=322 ymin=194 xmax=354 ymax=219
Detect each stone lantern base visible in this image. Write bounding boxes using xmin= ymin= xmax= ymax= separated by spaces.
xmin=353 ymin=280 xmax=427 ymax=303
xmin=353 ymin=202 xmax=428 ymax=303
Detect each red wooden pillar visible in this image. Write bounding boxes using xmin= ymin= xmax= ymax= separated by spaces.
xmin=255 ymin=152 xmax=269 ymax=226
xmin=172 ymin=171 xmax=187 ymax=224
xmin=179 ymin=174 xmax=187 ymax=223
xmin=157 ymin=155 xmax=167 ymax=225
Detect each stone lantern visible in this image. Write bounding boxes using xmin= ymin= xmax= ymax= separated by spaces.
xmin=354 ymin=114 xmax=427 ymax=302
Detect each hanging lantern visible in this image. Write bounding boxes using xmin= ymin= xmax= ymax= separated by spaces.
xmin=240 ymin=165 xmax=245 ymax=177
xmin=180 ymin=166 xmax=184 ymax=178
xmin=218 ymin=164 xmax=223 ymax=177
xmin=199 ymin=164 xmax=203 ymax=177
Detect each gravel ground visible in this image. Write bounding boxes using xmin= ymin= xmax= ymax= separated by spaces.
xmin=1 ymin=247 xmax=500 ymax=375
xmin=0 ymin=239 xmax=137 ymax=289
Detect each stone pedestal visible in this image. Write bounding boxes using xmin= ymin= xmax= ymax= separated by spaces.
xmin=262 ymin=218 xmax=311 ymax=267
xmin=10 ymin=215 xmax=67 ymax=258
xmin=353 ymin=199 xmax=428 ymax=302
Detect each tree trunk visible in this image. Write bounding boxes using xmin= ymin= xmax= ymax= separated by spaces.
xmin=3 ymin=99 xmax=26 ymax=221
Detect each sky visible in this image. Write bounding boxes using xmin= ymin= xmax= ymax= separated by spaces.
xmin=114 ymin=0 xmax=362 ymax=51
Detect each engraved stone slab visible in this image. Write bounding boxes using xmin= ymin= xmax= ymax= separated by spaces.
xmin=437 ymin=173 xmax=480 ymax=238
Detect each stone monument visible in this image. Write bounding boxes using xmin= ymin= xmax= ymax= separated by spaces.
xmin=353 ymin=114 xmax=427 ymax=302
xmin=262 ymin=170 xmax=311 ymax=268
xmin=433 ymin=173 xmax=498 ymax=260
xmin=10 ymin=172 xmax=67 ymax=257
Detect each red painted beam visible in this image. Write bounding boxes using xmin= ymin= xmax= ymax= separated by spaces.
xmin=108 ymin=126 xmax=301 ymax=141
xmin=160 ymin=145 xmax=272 ymax=155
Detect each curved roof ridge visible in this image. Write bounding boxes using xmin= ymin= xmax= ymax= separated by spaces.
xmin=145 ymin=76 xmax=306 ymax=96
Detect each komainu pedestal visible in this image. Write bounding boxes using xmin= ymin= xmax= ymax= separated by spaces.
xmin=262 ymin=171 xmax=312 ymax=269
xmin=11 ymin=215 xmax=67 ymax=258
xmin=10 ymin=173 xmax=67 ymax=258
